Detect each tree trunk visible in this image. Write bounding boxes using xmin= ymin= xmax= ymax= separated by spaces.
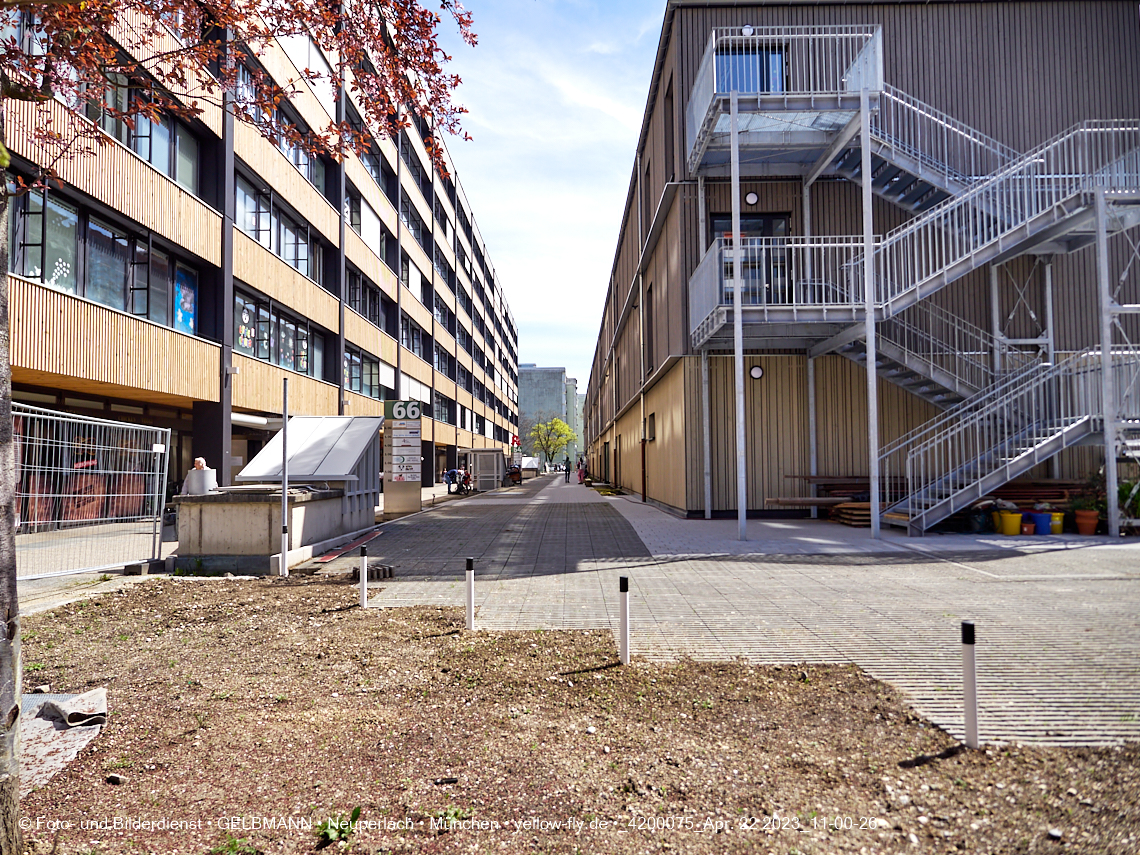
xmin=0 ymin=101 xmax=26 ymax=855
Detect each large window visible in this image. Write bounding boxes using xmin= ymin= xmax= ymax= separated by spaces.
xmin=234 ymin=289 xmax=326 ymax=379
xmin=236 ymin=174 xmax=325 ymax=284
xmin=343 ymin=345 xmax=388 ymax=400
xmin=86 ymin=81 xmax=202 ymax=194
xmin=10 ymin=187 xmax=198 ymax=332
xmin=715 ymin=43 xmax=786 ymax=94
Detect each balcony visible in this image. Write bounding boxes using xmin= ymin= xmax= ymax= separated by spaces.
xmin=686 ymin=26 xmax=883 ymax=176
xmin=687 ymin=237 xmax=870 ymax=348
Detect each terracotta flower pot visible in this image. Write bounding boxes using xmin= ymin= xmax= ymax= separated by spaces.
xmin=1074 ymin=509 xmax=1099 ymax=535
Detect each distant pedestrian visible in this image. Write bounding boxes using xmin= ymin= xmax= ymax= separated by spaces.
xmin=577 ymin=458 xmax=585 ymax=484
xmin=564 ymin=456 xmax=571 ymax=482
xmin=445 ymin=468 xmax=460 ymax=494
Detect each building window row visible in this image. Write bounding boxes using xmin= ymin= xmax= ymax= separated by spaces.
xmin=236 ymin=173 xmax=325 ymax=285
xmin=399 ymin=193 xmax=428 ymax=252
xmin=345 ymin=186 xmax=396 ymax=271
xmin=234 ymin=289 xmax=327 ymax=379
xmin=400 ymin=312 xmax=430 ymax=360
xmin=85 ymin=75 xmax=201 ymax=196
xmin=344 ymin=345 xmax=390 ymax=400
xmin=9 ymin=186 xmax=199 ymax=334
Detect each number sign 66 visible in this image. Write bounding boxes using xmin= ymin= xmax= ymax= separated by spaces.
xmin=390 ymin=400 xmax=421 ymax=420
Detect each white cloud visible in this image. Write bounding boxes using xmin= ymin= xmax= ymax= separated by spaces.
xmin=437 ymin=1 xmax=664 ymax=383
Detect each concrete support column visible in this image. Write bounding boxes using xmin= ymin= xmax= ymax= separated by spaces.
xmin=730 ymin=92 xmax=747 ymax=541
xmin=860 ymin=87 xmax=880 ymax=539
xmin=1095 ymin=189 xmax=1120 ymax=537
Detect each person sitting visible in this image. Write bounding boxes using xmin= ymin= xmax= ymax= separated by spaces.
xmin=445 ymin=468 xmax=460 ymax=494
xmin=181 ymin=458 xmax=217 ymax=494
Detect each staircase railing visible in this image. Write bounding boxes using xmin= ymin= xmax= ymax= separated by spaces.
xmin=900 ymin=351 xmax=1108 ymax=524
xmin=877 ymin=301 xmax=1031 ymax=395
xmin=871 ymin=84 xmax=1021 ymax=185
xmin=874 ymin=120 xmax=1140 ymax=310
xmin=879 ymin=358 xmax=1047 ymax=503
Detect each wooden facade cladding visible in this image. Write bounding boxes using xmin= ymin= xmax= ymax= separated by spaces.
xmin=233 ymin=230 xmax=339 ymax=332
xmin=400 ymin=284 xmax=434 ymax=333
xmin=344 ymin=391 xmax=383 ymax=417
xmin=342 ymin=309 xmax=380 ymax=358
xmin=345 ymin=156 xmax=399 ymax=236
xmin=401 ymin=352 xmax=434 ymax=388
xmin=434 ymin=375 xmax=457 ymax=400
xmin=234 ymin=122 xmax=340 ymax=245
xmin=343 ymin=228 xmax=389 ymax=296
xmin=9 ymin=275 xmax=220 ymax=405
xmin=5 ymin=100 xmax=222 ymax=267
xmin=232 ymin=353 xmax=337 ymax=415
xmin=255 ymin=38 xmax=333 ymax=137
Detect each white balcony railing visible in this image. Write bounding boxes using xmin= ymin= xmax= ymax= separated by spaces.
xmin=686 ymin=26 xmax=882 ymax=167
xmin=688 ymin=236 xmax=868 ymax=336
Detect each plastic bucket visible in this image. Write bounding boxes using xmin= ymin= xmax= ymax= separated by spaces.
xmin=1050 ymin=512 xmax=1064 ymax=534
xmin=999 ymin=511 xmax=1023 ymax=536
xmin=1030 ymin=512 xmax=1053 ymax=535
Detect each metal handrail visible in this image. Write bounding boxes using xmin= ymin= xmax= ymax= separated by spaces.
xmin=871 ymin=84 xmax=1021 ymax=185
xmin=874 ymin=121 xmax=1140 ymax=308
xmin=686 ymin=26 xmax=881 ymax=168
xmin=899 ymin=352 xmax=1103 ymax=521
xmin=888 ymin=348 xmax=1140 ymax=523
xmin=688 ymin=235 xmax=867 ymax=336
xmin=877 ymin=301 xmax=1019 ymax=395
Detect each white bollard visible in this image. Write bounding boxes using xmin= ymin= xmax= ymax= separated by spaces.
xmin=619 ymin=576 xmax=630 ymax=665
xmin=465 ymin=557 xmax=475 ymax=631
xmin=962 ymin=620 xmax=979 ymax=749
xmin=359 ymin=546 xmax=368 ymax=609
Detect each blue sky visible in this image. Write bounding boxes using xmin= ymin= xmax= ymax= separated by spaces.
xmin=437 ymin=1 xmax=666 ymax=390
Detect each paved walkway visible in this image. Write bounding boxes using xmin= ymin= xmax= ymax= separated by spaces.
xmin=356 ymin=475 xmax=1140 ymax=747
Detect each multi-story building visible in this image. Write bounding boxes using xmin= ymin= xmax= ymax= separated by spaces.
xmin=585 ymin=0 xmax=1140 ymax=535
xmin=5 ymin=27 xmax=519 ymax=492
xmin=519 ymin=364 xmax=581 ymax=463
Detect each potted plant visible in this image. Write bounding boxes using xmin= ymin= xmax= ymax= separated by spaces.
xmin=1071 ymin=496 xmax=1100 ymax=535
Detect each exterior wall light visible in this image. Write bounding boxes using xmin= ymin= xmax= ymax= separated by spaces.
xmin=744 ymin=191 xmax=759 ymax=205
xmin=750 ymin=365 xmax=764 ymax=380
xmin=741 ymin=25 xmax=754 ymax=36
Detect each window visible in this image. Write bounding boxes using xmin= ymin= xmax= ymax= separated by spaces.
xmin=646 ymin=412 xmax=656 ymax=442
xmin=234 ymin=289 xmax=326 ymax=380
xmin=174 ymin=123 xmax=199 ymax=193
xmin=87 ymin=73 xmax=130 ymax=144
xmin=645 ymin=284 xmax=654 ymax=374
xmin=433 ymin=293 xmax=456 ymax=336
xmin=433 ymin=391 xmax=454 ymax=425
xmin=400 ymin=194 xmax=427 ymax=250
xmin=400 ymin=313 xmax=427 ymax=359
xmin=173 ymin=266 xmax=198 ymax=334
xmin=10 ymin=188 xmax=198 ymax=332
xmin=343 ymin=345 xmax=384 ymax=399
xmin=236 ymin=173 xmax=325 ymax=284
xmin=715 ymin=43 xmax=786 ymax=94
xmin=86 ymin=216 xmax=130 ymax=310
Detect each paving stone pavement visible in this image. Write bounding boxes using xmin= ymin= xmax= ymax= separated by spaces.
xmin=355 ymin=475 xmax=1140 ymax=747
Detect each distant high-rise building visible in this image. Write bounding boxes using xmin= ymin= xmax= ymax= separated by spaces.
xmin=519 ymin=364 xmax=580 ymax=464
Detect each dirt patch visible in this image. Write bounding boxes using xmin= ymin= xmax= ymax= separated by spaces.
xmin=18 ymin=574 xmax=1140 ymax=854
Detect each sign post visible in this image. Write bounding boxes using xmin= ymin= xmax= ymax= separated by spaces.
xmin=383 ymin=400 xmax=423 ymax=518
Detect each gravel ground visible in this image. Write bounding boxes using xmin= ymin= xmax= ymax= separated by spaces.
xmin=16 ymin=573 xmax=1140 ymax=855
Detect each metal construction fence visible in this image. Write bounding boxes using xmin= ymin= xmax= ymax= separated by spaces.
xmin=13 ymin=403 xmax=170 ymax=579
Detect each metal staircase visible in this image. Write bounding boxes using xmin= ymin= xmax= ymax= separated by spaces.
xmin=880 ymin=351 xmax=1140 ymax=535
xmin=683 ymin=25 xmax=1140 ymax=534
